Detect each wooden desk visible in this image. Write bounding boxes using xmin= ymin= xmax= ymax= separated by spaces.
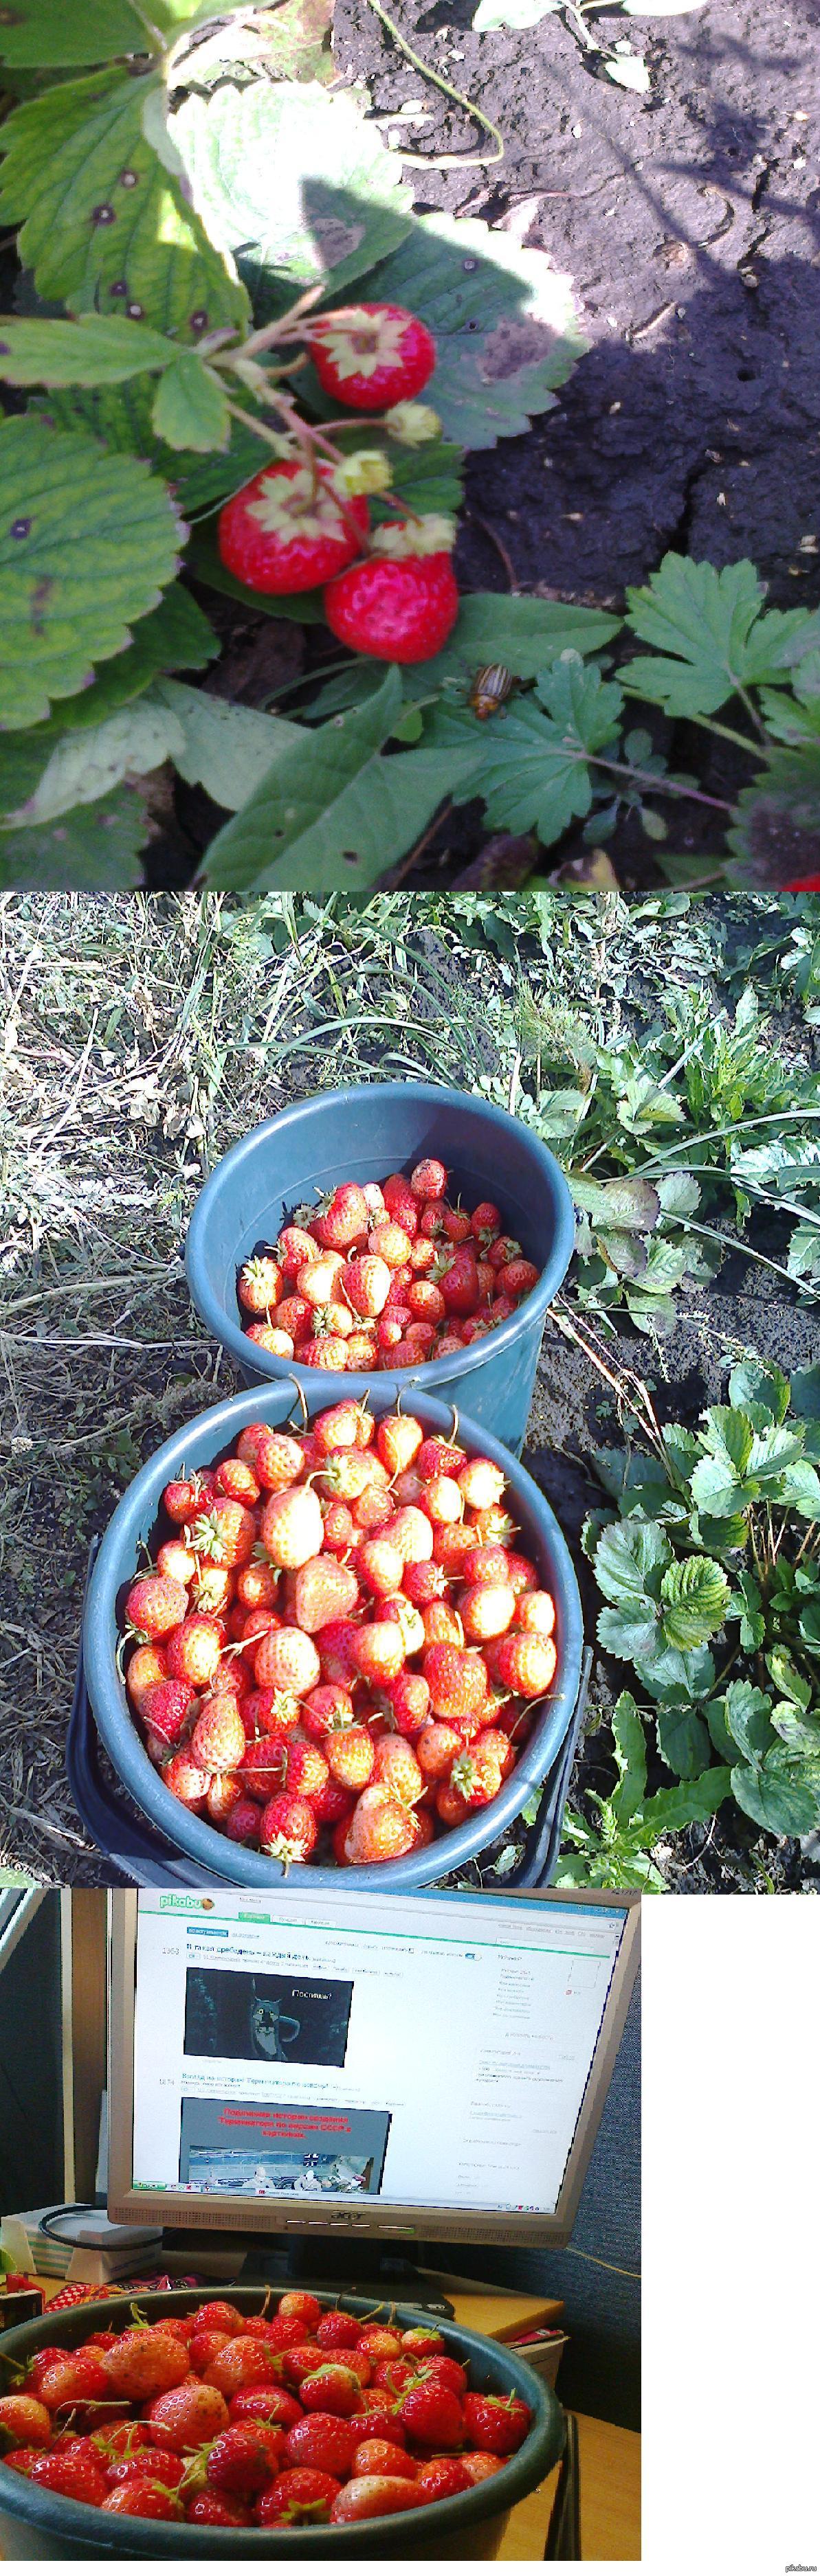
xmin=26 ymin=2272 xmax=640 ymax=2560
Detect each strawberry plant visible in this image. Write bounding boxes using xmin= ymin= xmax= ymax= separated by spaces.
xmin=584 ymin=1357 xmax=820 ymax=1852
xmin=0 ymin=3 xmax=588 ymax=885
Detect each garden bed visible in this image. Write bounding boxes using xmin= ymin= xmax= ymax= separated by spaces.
xmin=1 ymin=1 xmax=818 ymax=890
xmin=1 ymin=888 xmax=819 ymax=1890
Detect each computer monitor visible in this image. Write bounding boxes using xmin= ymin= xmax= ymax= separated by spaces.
xmin=107 ymin=1888 xmax=639 ymax=2269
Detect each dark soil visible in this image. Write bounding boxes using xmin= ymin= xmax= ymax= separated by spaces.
xmin=148 ymin=0 xmax=820 ymax=887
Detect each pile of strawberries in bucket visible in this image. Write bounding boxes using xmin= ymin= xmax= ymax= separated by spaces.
xmin=235 ymin=1159 xmax=540 ymax=1370
xmin=120 ymin=1395 xmax=558 ymax=1866
xmin=0 ymin=2295 xmax=535 ymax=2528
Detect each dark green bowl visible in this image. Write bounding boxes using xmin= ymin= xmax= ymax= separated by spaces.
xmin=0 ymin=2285 xmax=564 ymax=2560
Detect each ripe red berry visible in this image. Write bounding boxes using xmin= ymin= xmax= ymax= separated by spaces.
xmin=308 ymin=303 xmax=436 ymax=411
xmin=323 ymin=551 xmax=459 ymax=666
xmin=219 ymin=460 xmax=369 ymax=596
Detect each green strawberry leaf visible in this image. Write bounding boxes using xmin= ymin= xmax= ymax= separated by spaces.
xmin=358 ymin=208 xmax=584 ymax=451
xmin=731 ymin=1752 xmax=820 ymax=1838
xmin=0 ymin=313 xmax=179 ymax=384
xmin=0 ymin=0 xmax=147 ymax=65
xmin=609 ymin=1691 xmax=647 ymax=1821
xmin=1 ymin=695 xmax=184 ymax=825
xmin=419 ymin=594 xmax=620 ymax=690
xmin=0 ymin=587 xmax=215 ymax=816
xmin=30 ymin=379 xmax=267 ymax=517
xmin=152 ymin=678 xmax=303 ymax=811
xmin=638 ymin=1770 xmax=733 ymax=1836
xmin=426 ymin=657 xmax=623 ymax=843
xmin=0 ymin=782 xmax=146 ymax=885
xmin=655 ymin=1706 xmax=711 ymax=1780
xmin=0 ymin=416 xmax=184 ymax=730
xmin=174 ymin=78 xmax=413 ymax=308
xmin=571 ymin=1176 xmax=661 ymax=1231
xmin=151 ymin=352 xmax=231 ymax=451
xmin=202 ymin=670 xmax=481 ymax=888
xmin=0 ymin=69 xmax=250 ymax=341
xmin=623 ymin=555 xmax=820 ymax=717
xmin=727 ymin=1359 xmax=790 ymax=1425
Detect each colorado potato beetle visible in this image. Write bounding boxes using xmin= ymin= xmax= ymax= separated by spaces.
xmin=468 ymin=664 xmax=514 ymax=719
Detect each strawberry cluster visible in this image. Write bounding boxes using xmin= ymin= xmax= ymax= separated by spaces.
xmin=217 ymin=302 xmax=461 ymax=664
xmin=0 ymin=2297 xmax=533 ymax=2528
xmin=236 ymin=1158 xmax=540 ymax=1371
xmin=120 ymin=1399 xmax=558 ymax=1865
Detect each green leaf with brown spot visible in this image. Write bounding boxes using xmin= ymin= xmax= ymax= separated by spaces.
xmin=0 ymin=68 xmax=250 ymax=341
xmin=0 ymin=416 xmax=185 ymax=730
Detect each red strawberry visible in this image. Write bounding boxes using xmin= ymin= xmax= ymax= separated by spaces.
xmin=162 ymin=1471 xmax=212 ymax=1523
xmin=124 ymin=1574 xmax=188 ymax=1640
xmin=229 ymin=2386 xmax=303 ymax=2430
xmin=190 ymin=1498 xmax=256 ymax=1570
xmin=324 ymin=547 xmax=458 ymax=665
xmin=254 ymin=1626 xmax=320 ymax=1695
xmin=38 ymin=2350 xmax=112 ymax=2410
xmin=308 ymin=303 xmax=436 ymax=411
xmin=282 ymin=2341 xmax=326 ymax=2386
xmin=371 ymin=1736 xmax=423 ymax=1806
xmin=238 ymin=1254 xmax=282 ymax=1315
xmin=330 ymin=2472 xmax=421 ymax=2522
xmin=219 ymin=461 xmax=369 ymax=596
xmin=282 ymin=1737 xmax=330 ymax=1803
xmin=458 ymin=1580 xmax=516 ymax=1643
xmin=343 ymin=1785 xmax=417 ymax=1865
xmin=29 ymin=2452 xmax=110 ymax=2506
xmin=355 ymin=2328 xmax=403 ymax=2364
xmin=299 ymin=2365 xmax=362 ymax=2418
xmin=188 ymin=2492 xmax=252 ymax=2526
xmin=165 ymin=1614 xmax=223 ymax=1689
xmin=415 ymin=2457 xmax=473 ymax=2500
xmin=190 ymin=1697 xmax=246 ymax=1772
xmin=450 ymin=1732 xmax=507 ymax=1809
xmin=260 ymin=1484 xmax=324 ymax=1568
xmin=106 ymin=2446 xmax=184 ymax=2488
xmin=206 ymin=2423 xmax=286 ymax=2496
xmin=492 ymin=1633 xmax=557 ymax=1698
xmin=301 ymin=1682 xmax=355 ymax=1740
xmin=351 ymin=1622 xmax=406 ymax=1685
xmin=353 ymin=2438 xmax=414 ymax=2478
xmin=315 ymin=2312 xmax=363 ymax=2352
xmin=376 ymin=1412 xmax=424 ymax=1474
xmin=278 ymin=2293 xmax=323 ymax=2329
xmin=215 ymin=1455 xmax=261 ymax=1505
xmin=256 ymin=2465 xmax=341 ymax=2524
xmin=259 ymin=1792 xmax=318 ymax=1862
xmin=423 ymin=1641 xmax=488 ymax=1723
xmin=313 ymin=1399 xmax=374 ymax=1452
xmin=104 ymin=2329 xmax=190 ymax=2405
xmin=155 ymin=1537 xmax=196 ymax=1586
xmin=162 ymin=1750 xmax=210 ymax=1810
xmin=101 ymin=2476 xmax=183 ymax=2519
xmin=326 ymin=1725 xmax=375 ymax=1792
xmin=0 ymin=2396 xmax=51 ymax=2445
xmin=458 ymin=1457 xmax=506 ymax=1511
xmin=312 ymin=1183 xmax=369 ymax=1251
xmin=498 ymin=1257 xmax=539 ymax=1296
xmin=438 ymin=1246 xmax=480 ymax=1317
xmin=398 ymin=2384 xmax=465 ymax=2448
xmin=341 ymin=1254 xmax=392 ymax=1318
xmin=291 ymin=1555 xmax=359 ymax=1632
xmin=140 ymin=1677 xmax=197 ymax=1745
xmin=462 ymin=2391 xmax=531 ymax=2453
xmin=285 ymin=2413 xmax=359 ymax=2476
xmin=514 ymin=1588 xmax=556 ymax=1636
xmin=146 ymin=2380 xmax=230 ymax=2452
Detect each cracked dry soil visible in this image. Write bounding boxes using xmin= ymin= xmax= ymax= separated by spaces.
xmin=327 ymin=0 xmax=820 ymax=876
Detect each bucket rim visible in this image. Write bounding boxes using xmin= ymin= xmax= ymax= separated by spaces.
xmin=184 ymin=1083 xmax=575 ymax=1398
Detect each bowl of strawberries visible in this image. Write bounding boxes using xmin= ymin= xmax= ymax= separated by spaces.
xmin=0 ymin=2285 xmax=563 ymax=2559
xmin=184 ymin=1083 xmax=575 ymax=1458
xmin=82 ymin=1381 xmax=583 ymax=1888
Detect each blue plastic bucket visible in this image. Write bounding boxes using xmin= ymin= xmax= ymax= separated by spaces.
xmin=0 ymin=2287 xmax=564 ymax=2560
xmin=83 ymin=1381 xmax=584 ymax=1891
xmin=184 ymin=1084 xmax=575 ymax=1456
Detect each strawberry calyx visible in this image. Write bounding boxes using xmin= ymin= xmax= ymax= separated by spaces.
xmin=370 ymin=512 xmax=456 ymax=561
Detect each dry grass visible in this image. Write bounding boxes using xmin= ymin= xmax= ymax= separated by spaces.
xmin=0 ymin=886 xmax=805 ymax=1886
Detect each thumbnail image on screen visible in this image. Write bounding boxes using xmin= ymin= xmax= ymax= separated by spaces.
xmin=178 ymin=2098 xmax=390 ymax=2196
xmin=184 ymin=1968 xmax=353 ymax=2069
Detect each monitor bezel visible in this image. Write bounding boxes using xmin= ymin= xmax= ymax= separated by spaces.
xmin=107 ymin=1888 xmax=639 ymax=2250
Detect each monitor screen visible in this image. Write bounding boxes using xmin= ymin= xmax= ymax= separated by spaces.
xmin=109 ymin=1889 xmax=639 ymax=2248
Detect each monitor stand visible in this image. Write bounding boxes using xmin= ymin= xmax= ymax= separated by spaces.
xmin=161 ymin=2228 xmax=454 ymax=2316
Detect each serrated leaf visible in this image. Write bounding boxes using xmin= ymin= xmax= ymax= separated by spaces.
xmin=731 ymin=1754 xmax=820 ymax=1838
xmin=3 ymin=697 xmax=183 ymax=825
xmin=659 ymin=1555 xmax=729 ymax=1649
xmin=202 ymin=672 xmax=480 ymax=890
xmin=572 ymin=1175 xmax=661 ymax=1230
xmin=727 ymin=1359 xmax=790 ymax=1425
xmin=351 ymin=209 xmax=584 ymax=451
xmin=623 ymin=554 xmax=820 ymax=718
xmin=790 ymin=1365 xmax=820 ymax=1423
xmin=765 ymin=1651 xmax=812 ymax=1712
xmin=0 ymin=0 xmax=145 ymax=65
xmin=413 ymin=594 xmax=620 ymax=697
xmin=0 ymin=417 xmax=184 ymax=730
xmin=597 ymin=1605 xmax=663 ymax=1660
xmin=0 ymin=313 xmax=178 ymax=385
xmin=633 ymin=1640 xmax=716 ymax=1704
xmin=640 ymin=1770 xmax=732 ymax=1835
xmin=655 ymin=1706 xmax=711 ymax=1780
xmin=153 ymin=677 xmax=302 ymax=809
xmin=787 ymin=1223 xmax=820 ymax=1288
xmin=0 ymin=69 xmax=249 ymax=341
xmin=427 ymin=658 xmax=623 ymax=844
xmin=598 ymin=1230 xmax=648 ymax=1282
xmin=654 ymin=1171 xmax=700 ymax=1219
xmin=175 ymin=79 xmax=413 ymax=306
xmin=594 ymin=1516 xmax=669 ymax=1609
xmin=376 ymin=436 xmax=465 ymax=525
xmin=719 ymin=1681 xmax=775 ymax=1765
xmin=151 ymin=353 xmax=230 ymax=451
xmin=610 ymin=1693 xmax=647 ymax=1821
xmin=0 ymin=782 xmax=146 ymax=885
xmin=700 ymin=1404 xmax=755 ymax=1479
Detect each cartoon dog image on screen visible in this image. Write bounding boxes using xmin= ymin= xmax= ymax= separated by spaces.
xmin=184 ymin=1971 xmax=353 ymax=2068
